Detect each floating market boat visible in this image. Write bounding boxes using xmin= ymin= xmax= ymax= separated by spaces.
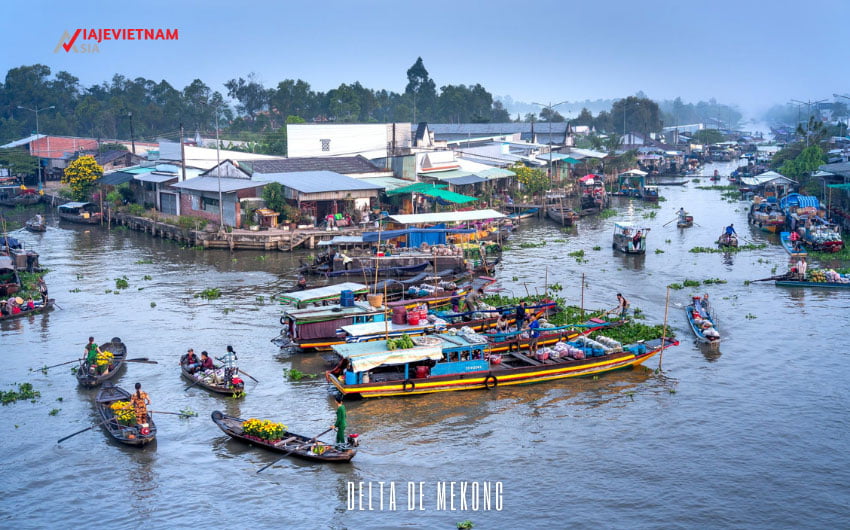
xmin=676 ymin=214 xmax=694 ymax=228
xmin=180 ymin=357 xmax=245 ymax=396
xmin=775 ymin=269 xmax=850 ymax=288
xmin=24 ymin=217 xmax=47 ymax=232
xmin=95 ymin=383 xmax=157 ymax=446
xmin=748 ymin=199 xmax=785 ymax=233
xmin=326 ymin=330 xmax=677 ymax=399
xmin=612 ymin=222 xmax=649 ymax=254
xmin=717 ymin=233 xmax=738 ymax=248
xmin=58 ymin=202 xmax=102 ymax=224
xmin=76 ymin=337 xmax=127 ymax=388
xmin=324 ymin=261 xmax=429 ymax=278
xmin=801 ymin=226 xmax=843 ymax=253
xmin=0 ymin=299 xmax=54 ymax=321
xmin=0 ymin=186 xmax=41 ymax=207
xmin=780 ymin=231 xmax=807 ymax=257
xmin=211 ymin=411 xmax=357 ymax=463
xmin=278 ymin=282 xmax=370 ymax=309
xmin=686 ymin=299 xmax=720 ymax=345
xmin=546 ymin=205 xmax=579 ymax=226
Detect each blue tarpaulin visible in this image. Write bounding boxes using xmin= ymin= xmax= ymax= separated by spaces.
xmin=361 ymin=227 xmax=475 ymax=247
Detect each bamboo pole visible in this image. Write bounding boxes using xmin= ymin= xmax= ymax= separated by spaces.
xmin=658 ymin=286 xmax=670 ymax=372
xmin=580 ymin=273 xmax=585 ymax=320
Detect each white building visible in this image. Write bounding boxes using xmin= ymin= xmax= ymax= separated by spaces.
xmin=286 ymin=123 xmax=412 ymax=159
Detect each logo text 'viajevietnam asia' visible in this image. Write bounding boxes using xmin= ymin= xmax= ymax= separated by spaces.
xmin=54 ymin=28 xmax=179 ymax=53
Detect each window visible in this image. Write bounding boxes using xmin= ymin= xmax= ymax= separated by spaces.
xmin=320 ymin=139 xmax=331 ymax=152
xmin=202 ymin=197 xmax=219 ymax=213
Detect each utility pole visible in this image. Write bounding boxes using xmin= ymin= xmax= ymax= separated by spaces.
xmin=17 ymin=104 xmax=55 ymax=190
xmin=128 ymin=111 xmax=136 ymax=154
xmin=532 ymin=100 xmax=568 ymax=184
xmin=180 ymin=123 xmax=187 ymax=182
xmin=791 ymin=98 xmax=828 ymax=147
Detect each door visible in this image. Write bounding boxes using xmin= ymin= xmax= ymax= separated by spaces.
xmin=160 ymin=192 xmax=177 ymax=215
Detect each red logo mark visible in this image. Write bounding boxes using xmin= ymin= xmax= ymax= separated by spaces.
xmin=62 ymin=29 xmax=82 ymax=52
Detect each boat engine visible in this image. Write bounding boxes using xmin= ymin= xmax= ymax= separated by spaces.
xmin=347 ymin=433 xmax=360 ymax=447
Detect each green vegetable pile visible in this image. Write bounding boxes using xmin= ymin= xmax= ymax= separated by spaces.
xmin=387 ymin=334 xmax=415 ymax=350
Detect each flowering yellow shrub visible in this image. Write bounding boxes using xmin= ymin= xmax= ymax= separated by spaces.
xmin=96 ymin=351 xmax=114 ymax=367
xmin=61 ymin=156 xmax=103 ymax=201
xmin=110 ymin=400 xmax=136 ymax=424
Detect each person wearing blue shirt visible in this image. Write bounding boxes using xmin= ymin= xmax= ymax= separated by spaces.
xmin=526 ymin=315 xmax=541 ymax=356
xmin=725 ymin=224 xmax=736 ymax=235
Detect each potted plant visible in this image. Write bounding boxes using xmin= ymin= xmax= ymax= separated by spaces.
xmin=283 ymin=204 xmax=301 ymax=229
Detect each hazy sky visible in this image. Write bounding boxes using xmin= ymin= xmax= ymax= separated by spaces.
xmin=3 ymin=0 xmax=848 ymax=118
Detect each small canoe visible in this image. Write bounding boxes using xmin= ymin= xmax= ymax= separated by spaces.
xmin=717 ymin=234 xmax=738 ymax=248
xmin=180 ymin=359 xmax=244 ymax=396
xmin=211 ymin=410 xmax=357 ymax=463
xmin=76 ymin=338 xmax=127 ymax=388
xmin=780 ymin=231 xmax=807 ymax=257
xmin=0 ymin=299 xmax=54 ymax=321
xmin=686 ymin=305 xmax=721 ymax=345
xmin=95 ymin=383 xmax=156 ymax=446
xmin=25 ymin=218 xmax=47 ymax=232
xmin=676 ymin=215 xmax=694 ymax=228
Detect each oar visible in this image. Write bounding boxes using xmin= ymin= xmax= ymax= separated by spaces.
xmin=662 ymin=217 xmax=678 ymax=227
xmin=149 ymin=410 xmax=198 ymax=417
xmin=184 ymin=377 xmax=204 ymax=391
xmin=53 ymin=302 xmax=64 ymax=310
xmin=34 ymin=359 xmax=83 ymax=371
xmin=256 ymin=428 xmax=334 ymax=474
xmin=237 ymin=369 xmax=259 ymax=383
xmin=57 ymin=418 xmax=115 ymax=444
xmin=750 ymin=273 xmax=791 ymax=283
xmin=125 ymin=358 xmax=158 ymax=364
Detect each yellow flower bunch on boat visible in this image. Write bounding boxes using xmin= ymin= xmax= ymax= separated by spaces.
xmin=242 ymin=418 xmax=287 ymax=441
xmin=110 ymin=400 xmax=136 ymax=424
xmin=96 ymin=351 xmax=114 ymax=367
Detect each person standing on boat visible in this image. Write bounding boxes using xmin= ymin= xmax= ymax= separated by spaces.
xmin=613 ymin=294 xmax=630 ymax=318
xmin=526 ymin=315 xmax=541 ymax=355
xmin=332 ymin=394 xmax=347 ymax=447
xmin=217 ymin=345 xmax=238 ymax=386
xmin=725 ymin=224 xmax=736 ymax=236
xmin=796 ymin=257 xmax=807 ymax=280
xmin=632 ymin=230 xmax=643 ymax=250
xmin=515 ymin=301 xmax=527 ymax=331
xmin=84 ymin=337 xmax=101 ymax=374
xmin=678 ymin=208 xmax=687 ymax=223
xmin=130 ymin=382 xmax=151 ymax=427
xmin=37 ymin=277 xmax=48 ymax=305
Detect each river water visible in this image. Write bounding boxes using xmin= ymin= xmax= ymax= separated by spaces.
xmin=2 ymin=161 xmax=848 ymax=529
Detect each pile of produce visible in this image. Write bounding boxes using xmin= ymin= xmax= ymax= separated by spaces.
xmin=110 ymin=401 xmax=136 ymax=425
xmin=96 ymin=351 xmax=114 ymax=368
xmin=386 ymin=334 xmax=416 ymax=350
xmin=806 ymin=269 xmax=849 ymax=283
xmin=807 ymin=228 xmax=842 ymax=246
xmin=242 ymin=418 xmax=286 ymax=442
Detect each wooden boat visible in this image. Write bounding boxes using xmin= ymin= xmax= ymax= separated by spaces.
xmin=76 ymin=337 xmax=127 ymax=388
xmin=775 ymin=279 xmax=850 ymax=289
xmin=686 ymin=301 xmax=720 ymax=345
xmin=547 ymin=206 xmax=579 ymax=226
xmin=676 ymin=215 xmax=694 ymax=228
xmin=0 ymin=299 xmax=54 ymax=321
xmin=57 ymin=202 xmax=102 ymax=224
xmin=180 ymin=358 xmax=245 ymax=396
xmin=717 ymin=233 xmax=738 ymax=248
xmin=612 ymin=222 xmax=649 ymax=254
xmin=0 ymin=187 xmax=41 ymax=207
xmin=780 ymin=231 xmax=807 ymax=257
xmin=25 ymin=217 xmax=47 ymax=232
xmin=211 ymin=410 xmax=357 ymax=463
xmin=278 ymin=282 xmax=370 ymax=308
xmin=748 ymin=201 xmax=785 ymax=233
xmin=327 ymin=331 xmax=678 ymax=399
xmin=507 ymin=208 xmax=538 ymax=221
xmin=95 ymin=383 xmax=157 ymax=446
xmin=648 ymin=180 xmax=688 ymax=186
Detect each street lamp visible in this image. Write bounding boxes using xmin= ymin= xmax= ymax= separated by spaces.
xmin=532 ymin=100 xmax=568 ymax=183
xmin=17 ymin=104 xmax=55 ymax=190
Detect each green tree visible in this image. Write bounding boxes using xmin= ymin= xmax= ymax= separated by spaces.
xmin=611 ymin=96 xmax=662 ymax=136
xmin=224 ymin=73 xmax=269 ymax=121
xmin=0 ymin=148 xmax=39 ymax=179
xmin=511 ymin=163 xmax=550 ymax=197
xmin=573 ymin=108 xmax=594 ymax=126
xmin=539 ymin=107 xmax=565 ymax=122
xmin=691 ymin=129 xmax=725 ymax=145
xmin=405 ymin=57 xmax=437 ymax=122
xmin=261 ymin=181 xmax=286 ymax=214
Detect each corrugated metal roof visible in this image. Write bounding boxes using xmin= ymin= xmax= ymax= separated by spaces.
xmin=441 ymin=175 xmax=487 ymax=186
xmin=253 ymin=170 xmax=383 ymax=194
xmin=0 ymin=134 xmax=45 ymax=149
xmin=247 ymin=156 xmax=385 ymax=175
xmin=419 ymin=169 xmax=473 ymax=180
xmin=427 ymin=123 xmax=569 ymax=134
xmin=390 ymin=209 xmax=506 ymax=225
xmin=740 ymin=171 xmax=797 ymax=187
xmin=171 ymin=177 xmax=260 ymax=193
xmin=58 ymin=201 xmax=94 ymax=209
xmin=135 ymin=173 xmax=179 ymax=183
xmin=98 ymin=171 xmax=136 ymax=186
xmin=361 ymin=176 xmax=416 ymax=191
xmin=477 ymin=168 xmax=515 ymax=180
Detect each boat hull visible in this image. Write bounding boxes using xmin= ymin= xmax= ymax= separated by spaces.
xmin=775 ymin=280 xmax=850 ymax=289
xmin=686 ymin=305 xmax=720 ymax=345
xmin=327 ymin=338 xmax=677 ymax=399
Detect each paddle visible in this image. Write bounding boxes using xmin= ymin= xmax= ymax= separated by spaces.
xmin=662 ymin=217 xmax=678 ymax=227
xmin=256 ymin=428 xmax=334 ymax=474
xmin=125 ymin=358 xmax=158 ymax=364
xmin=35 ymin=359 xmax=83 ymax=371
xmin=184 ymin=377 xmax=204 ymax=391
xmin=237 ymin=369 xmax=259 ymax=383
xmin=750 ymin=273 xmax=791 ymax=283
xmin=149 ymin=410 xmax=198 ymax=417
xmin=57 ymin=418 xmax=115 ymax=444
